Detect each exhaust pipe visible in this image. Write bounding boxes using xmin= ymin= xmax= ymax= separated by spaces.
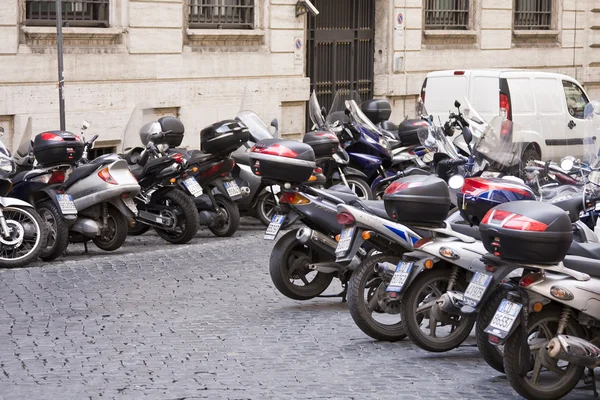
xmin=431 ymin=292 xmax=465 ymax=322
xmin=296 ymin=227 xmax=337 ymax=255
xmin=240 ymin=186 xmax=251 ymax=197
xmin=374 ymin=262 xmax=397 ymax=280
xmin=71 ymin=218 xmax=99 ymax=237
xmin=547 ymin=335 xmax=600 ymax=368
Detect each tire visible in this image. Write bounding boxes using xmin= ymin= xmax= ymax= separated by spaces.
xmin=344 ymin=176 xmax=373 ymax=200
xmin=347 ymin=253 xmax=406 ymax=341
xmin=0 ymin=206 xmax=46 ymax=268
xmin=92 ymin=204 xmax=128 ymax=251
xmin=269 ymin=229 xmax=334 ymax=300
xmin=475 ymin=286 xmax=507 ymax=373
xmin=208 ymin=194 xmax=240 ymax=237
xmin=503 ymin=307 xmax=585 ymax=400
xmin=255 ymin=190 xmax=294 ymax=229
xmin=154 ymin=189 xmax=200 ymax=244
xmin=37 ymin=200 xmax=69 ymax=261
xmin=400 ymin=267 xmax=475 ymax=352
xmin=127 ymin=220 xmax=150 ymax=236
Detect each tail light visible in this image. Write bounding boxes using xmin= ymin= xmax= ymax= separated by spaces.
xmin=199 ymin=159 xmax=235 ymax=178
xmin=481 ymin=209 xmax=548 ymax=232
xmin=172 ymin=153 xmax=184 ymax=163
xmin=420 ymin=79 xmax=427 ymax=103
xmin=384 ymin=180 xmax=423 ymax=195
xmin=519 ymin=272 xmax=544 ymax=288
xmin=414 ymin=237 xmax=432 ymax=249
xmin=412 ymin=121 xmax=429 ymax=127
xmin=336 ymin=212 xmax=355 ymax=225
xmin=454 ymin=71 xmax=465 ymax=75
xmin=98 ymin=167 xmax=118 ymax=185
xmin=48 ymin=170 xmax=65 ymax=184
xmin=500 ymin=93 xmax=512 ymax=137
xmin=251 ymin=143 xmax=298 ymax=158
xmin=41 ymin=132 xmax=64 ymax=141
xmin=314 ymin=167 xmax=323 ymax=174
xmin=279 ymin=192 xmax=310 ymax=205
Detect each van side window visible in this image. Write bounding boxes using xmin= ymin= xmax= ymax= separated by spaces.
xmin=562 ymin=81 xmax=589 ymax=119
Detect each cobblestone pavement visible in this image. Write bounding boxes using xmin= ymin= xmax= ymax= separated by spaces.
xmin=0 ymin=219 xmax=596 ymax=400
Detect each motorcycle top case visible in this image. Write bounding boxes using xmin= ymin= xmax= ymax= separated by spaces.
xmin=479 ymin=201 xmax=573 ymax=265
xmin=201 ymin=119 xmax=250 ymax=155
xmin=398 ymin=119 xmax=429 ymax=147
xmin=458 ymin=177 xmax=536 ymax=226
xmin=33 ymin=130 xmax=84 ymax=166
xmin=249 ymin=139 xmax=316 ymax=183
xmin=139 ymin=116 xmax=185 ymax=148
xmin=383 ymin=175 xmax=451 ymax=227
xmin=302 ymin=131 xmax=339 ymax=158
xmin=361 ymin=99 xmax=392 ymax=124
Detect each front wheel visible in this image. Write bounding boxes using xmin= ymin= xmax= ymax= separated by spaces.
xmin=503 ymin=307 xmax=585 ymax=400
xmin=343 ymin=176 xmax=373 ymax=200
xmin=0 ymin=206 xmax=46 ymax=268
xmin=92 ymin=204 xmax=128 ymax=251
xmin=400 ymin=267 xmax=475 ymax=352
xmin=347 ymin=253 xmax=406 ymax=341
xmin=208 ymin=194 xmax=240 ymax=237
xmin=269 ymin=229 xmax=334 ymax=300
xmin=154 ymin=189 xmax=200 ymax=244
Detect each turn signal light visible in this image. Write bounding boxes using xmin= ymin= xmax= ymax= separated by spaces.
xmin=424 ymin=259 xmax=434 ymax=269
xmin=550 ymin=286 xmax=574 ymax=301
xmin=308 ymin=175 xmax=318 ymax=182
xmin=98 ymin=167 xmax=118 ymax=185
xmin=361 ymin=231 xmax=372 ymax=240
xmin=169 ymin=178 xmax=177 ymax=183
xmin=532 ymin=302 xmax=543 ymax=312
xmin=192 ymin=167 xmax=198 ymax=173
xmin=335 ymin=234 xmax=341 ymax=242
xmin=279 ymin=192 xmax=310 ymax=205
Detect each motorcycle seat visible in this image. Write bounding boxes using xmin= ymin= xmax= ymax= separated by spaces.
xmin=567 ymin=241 xmax=600 ymax=260
xmin=232 ymin=152 xmax=250 ymax=166
xmin=355 ymin=199 xmax=390 ymax=220
xmin=562 ymin=255 xmax=600 ymax=277
xmin=319 ymin=186 xmax=359 ymax=204
xmin=188 ymin=152 xmax=216 ymax=165
xmin=450 ymin=222 xmax=481 ymax=240
xmin=380 ymin=121 xmax=399 ymax=133
xmin=64 ymin=164 xmax=99 ymax=188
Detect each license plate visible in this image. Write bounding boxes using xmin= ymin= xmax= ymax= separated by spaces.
xmin=463 ymin=272 xmax=493 ymax=307
xmin=386 ymin=262 xmax=414 ymax=293
xmin=264 ymin=214 xmax=286 ymax=241
xmin=335 ymin=226 xmax=355 ymax=256
xmin=484 ymin=299 xmax=523 ymax=339
xmin=184 ymin=177 xmax=203 ymax=197
xmin=56 ymin=194 xmax=77 ymax=215
xmin=122 ymin=197 xmax=137 ymax=214
xmin=224 ymin=180 xmax=241 ymax=197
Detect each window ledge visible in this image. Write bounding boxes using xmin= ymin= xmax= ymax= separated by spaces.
xmin=186 ymin=28 xmax=265 ymax=45
xmin=22 ymin=26 xmax=123 ymax=40
xmin=513 ymin=30 xmax=559 ymax=39
xmin=423 ymin=30 xmax=477 ymax=38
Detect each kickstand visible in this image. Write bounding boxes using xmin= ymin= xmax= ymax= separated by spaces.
xmin=585 ymin=368 xmax=598 ymax=397
xmin=316 ymin=282 xmax=348 ymax=303
xmin=83 ymin=240 xmax=89 ymax=254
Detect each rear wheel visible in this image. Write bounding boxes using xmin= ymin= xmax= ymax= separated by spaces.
xmin=154 ymin=189 xmax=200 ymax=244
xmin=128 ymin=220 xmax=150 ymax=236
xmin=255 ymin=189 xmax=293 ymax=229
xmin=475 ymin=286 xmax=508 ymax=373
xmin=208 ymin=194 xmax=240 ymax=237
xmin=37 ymin=200 xmax=69 ymax=261
xmin=93 ymin=204 xmax=128 ymax=251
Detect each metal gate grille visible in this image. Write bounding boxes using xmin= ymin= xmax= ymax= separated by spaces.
xmin=306 ymin=0 xmax=375 ymax=121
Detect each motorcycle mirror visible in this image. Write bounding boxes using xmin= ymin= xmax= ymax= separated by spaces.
xmin=270 ymin=118 xmax=279 ymax=138
xmin=344 ymin=108 xmax=351 ymax=116
xmin=448 ymin=174 xmax=465 ymax=190
xmin=560 ymin=156 xmax=575 ymax=171
xmin=454 ymin=100 xmax=461 ymax=109
xmin=463 ymin=126 xmax=473 ymax=145
xmin=82 ymin=120 xmax=90 ymax=130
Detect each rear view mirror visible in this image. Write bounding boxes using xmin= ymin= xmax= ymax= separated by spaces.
xmin=321 ymin=107 xmax=327 ymax=117
xmin=463 ymin=127 xmax=473 ymax=145
xmin=270 ymin=118 xmax=279 ymax=138
xmin=454 ymin=100 xmax=461 ymax=109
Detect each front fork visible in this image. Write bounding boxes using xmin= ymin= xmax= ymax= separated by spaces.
xmin=0 ymin=209 xmax=10 ymax=238
xmin=338 ymin=166 xmax=349 ymax=187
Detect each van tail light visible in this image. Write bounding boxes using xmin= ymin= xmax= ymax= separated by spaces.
xmin=520 ymin=272 xmax=544 ymax=288
xmin=48 ymin=170 xmax=65 ymax=184
xmin=41 ymin=132 xmax=64 ymax=141
xmin=98 ymin=167 xmax=118 ymax=185
xmin=279 ymin=192 xmax=310 ymax=205
xmin=454 ymin=71 xmax=465 ymax=75
xmin=499 ymin=93 xmax=512 ymax=137
xmin=384 ymin=181 xmax=424 ymax=195
xmin=420 ymin=79 xmax=427 ymax=103
xmin=481 ymin=209 xmax=548 ymax=232
xmin=251 ymin=143 xmax=298 ymax=158
xmin=336 ymin=212 xmax=355 ymax=225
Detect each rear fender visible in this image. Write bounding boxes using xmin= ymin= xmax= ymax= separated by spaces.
xmin=399 ymin=257 xmax=447 ymax=296
xmin=109 ymin=197 xmax=136 ymax=218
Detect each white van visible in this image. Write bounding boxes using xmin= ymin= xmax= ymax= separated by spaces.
xmin=421 ymin=69 xmax=591 ymax=161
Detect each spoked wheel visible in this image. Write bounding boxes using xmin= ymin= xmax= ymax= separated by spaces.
xmin=256 ymin=190 xmax=294 ymax=229
xmin=37 ymin=200 xmax=69 ymax=261
xmin=154 ymin=189 xmax=199 ymax=244
xmin=208 ymin=194 xmax=240 ymax=237
xmin=269 ymin=229 xmax=334 ymax=300
xmin=503 ymin=308 xmax=585 ymax=400
xmin=344 ymin=177 xmax=373 ymax=200
xmin=400 ymin=267 xmax=475 ymax=352
xmin=93 ymin=204 xmax=128 ymax=251
xmin=0 ymin=206 xmax=46 ymax=268
xmin=347 ymin=253 xmax=406 ymax=341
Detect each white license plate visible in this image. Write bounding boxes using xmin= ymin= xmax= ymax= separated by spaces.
xmin=122 ymin=197 xmax=137 ymax=214
xmin=335 ymin=227 xmax=355 ymax=256
xmin=264 ymin=214 xmax=286 ymax=241
xmin=463 ymin=272 xmax=493 ymax=307
xmin=484 ymin=299 xmax=523 ymax=339
xmin=56 ymin=194 xmax=77 ymax=215
xmin=224 ymin=180 xmax=241 ymax=197
xmin=184 ymin=177 xmax=203 ymax=197
xmin=386 ymin=262 xmax=414 ymax=293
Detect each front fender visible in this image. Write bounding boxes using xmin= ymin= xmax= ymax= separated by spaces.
xmin=341 ymin=167 xmax=368 ymax=179
xmin=0 ymin=197 xmax=35 ymax=209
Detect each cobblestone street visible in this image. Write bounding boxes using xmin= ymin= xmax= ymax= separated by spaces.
xmin=0 ymin=219 xmax=596 ymax=400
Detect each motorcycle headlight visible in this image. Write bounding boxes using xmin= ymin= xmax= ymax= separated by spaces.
xmin=379 ymin=137 xmax=391 ymax=151
xmin=0 ymin=158 xmax=15 ymax=175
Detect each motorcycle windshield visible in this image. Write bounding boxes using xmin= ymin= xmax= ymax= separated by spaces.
xmin=308 ymin=90 xmax=326 ymax=130
xmin=326 ymin=89 xmax=362 ymax=126
xmin=418 ymin=125 xmax=461 ymax=160
xmin=472 ymin=116 xmax=523 ymax=171
xmin=346 ymin=99 xmax=382 ymax=135
xmin=236 ymin=110 xmax=273 ymax=143
xmin=121 ymin=102 xmax=156 ymax=153
xmin=16 ymin=117 xmax=34 ymax=159
xmin=462 ymin=98 xmax=487 ymax=140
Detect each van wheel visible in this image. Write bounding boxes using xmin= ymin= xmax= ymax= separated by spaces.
xmin=521 ymin=147 xmax=540 ymax=166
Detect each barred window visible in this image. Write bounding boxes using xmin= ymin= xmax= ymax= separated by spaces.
xmin=189 ymin=0 xmax=254 ymax=29
xmin=25 ymin=0 xmax=109 ymax=27
xmin=424 ymin=0 xmax=469 ymax=30
xmin=514 ymin=0 xmax=552 ymax=30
